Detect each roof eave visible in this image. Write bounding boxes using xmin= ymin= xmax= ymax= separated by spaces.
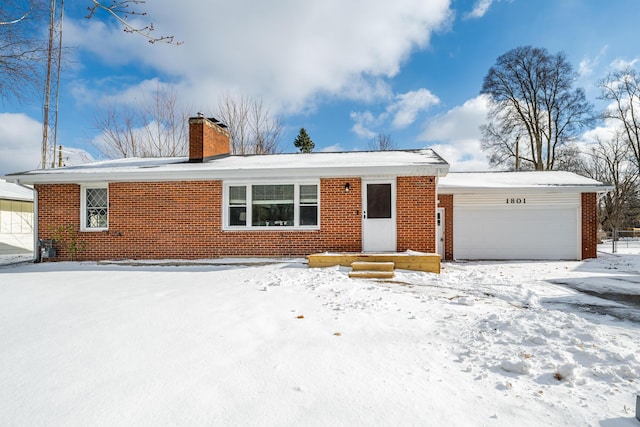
xmin=4 ymin=163 xmax=450 ymax=185
xmin=438 ymin=184 xmax=613 ymax=194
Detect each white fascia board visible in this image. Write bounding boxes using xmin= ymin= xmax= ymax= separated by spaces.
xmin=0 ymin=194 xmax=34 ymax=202
xmin=438 ymin=185 xmax=613 ymax=195
xmin=4 ymin=164 xmax=449 ymax=185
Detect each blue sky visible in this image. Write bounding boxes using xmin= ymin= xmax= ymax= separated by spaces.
xmin=2 ymin=0 xmax=639 ymax=175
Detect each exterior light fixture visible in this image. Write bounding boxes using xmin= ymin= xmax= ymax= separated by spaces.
xmin=344 ymin=182 xmax=351 ymax=193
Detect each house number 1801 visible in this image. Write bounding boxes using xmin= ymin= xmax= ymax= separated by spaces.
xmin=506 ymin=198 xmax=526 ymax=204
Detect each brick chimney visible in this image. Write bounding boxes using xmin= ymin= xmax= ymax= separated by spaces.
xmin=189 ymin=114 xmax=231 ymax=162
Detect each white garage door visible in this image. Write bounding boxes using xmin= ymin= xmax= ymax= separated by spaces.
xmin=453 ymin=193 xmax=579 ymax=260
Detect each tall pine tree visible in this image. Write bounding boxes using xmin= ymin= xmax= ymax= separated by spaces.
xmin=293 ymin=128 xmax=315 ymax=153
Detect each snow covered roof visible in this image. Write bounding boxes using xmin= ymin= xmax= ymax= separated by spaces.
xmin=0 ymin=179 xmax=34 ymax=202
xmin=438 ymin=171 xmax=611 ymax=193
xmin=2 ymin=150 xmax=449 ymax=184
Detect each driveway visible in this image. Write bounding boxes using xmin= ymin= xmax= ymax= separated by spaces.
xmin=547 ymin=277 xmax=640 ymax=323
xmin=0 ymin=242 xmax=33 ymax=265
xmin=0 ymin=241 xmax=32 ymax=255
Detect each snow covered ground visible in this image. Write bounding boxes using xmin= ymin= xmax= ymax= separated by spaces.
xmin=1 ymin=248 xmax=639 ymax=426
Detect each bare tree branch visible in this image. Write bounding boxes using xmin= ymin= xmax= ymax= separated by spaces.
xmin=0 ymin=1 xmax=32 ymax=25
xmin=1 ymin=0 xmax=179 ymax=104
xmin=0 ymin=0 xmax=49 ymax=102
xmin=600 ymin=67 xmax=640 ymax=170
xmin=368 ymin=133 xmax=396 ymax=151
xmin=86 ymin=0 xmax=180 ymax=44
xmin=480 ymin=46 xmax=593 ymax=170
xmin=92 ymin=84 xmax=191 ymax=158
xmin=215 ymin=93 xmax=283 ymax=155
xmin=582 ymin=133 xmax=639 ymax=231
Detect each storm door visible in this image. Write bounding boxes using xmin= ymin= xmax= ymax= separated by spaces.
xmin=362 ymin=180 xmax=396 ymax=252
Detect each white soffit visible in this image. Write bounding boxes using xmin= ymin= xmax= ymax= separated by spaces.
xmin=0 ymin=179 xmax=34 ymax=202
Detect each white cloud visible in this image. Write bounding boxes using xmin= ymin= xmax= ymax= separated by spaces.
xmin=465 ymin=0 xmax=494 ymax=19
xmin=71 ymin=78 xmax=188 ymax=111
xmin=578 ymin=46 xmax=608 ymax=78
xmin=464 ymin=0 xmax=511 ymax=20
xmin=348 ymin=88 xmax=440 ymax=138
xmin=0 ymin=114 xmax=95 ymax=176
xmin=610 ymin=57 xmax=639 ymax=72
xmin=339 ymin=78 xmax=394 ymax=105
xmin=319 ymin=143 xmax=346 ymax=153
xmin=64 ymin=0 xmax=453 ymax=113
xmin=582 ymin=125 xmax=618 ymax=144
xmin=349 ymin=111 xmax=378 ymax=139
xmin=388 ymin=89 xmax=440 ymax=128
xmin=420 ymin=95 xmax=491 ymax=171
xmin=428 ymin=142 xmax=490 ymax=171
xmin=0 ymin=113 xmax=43 ymax=175
xmin=578 ymin=58 xmax=594 ymax=77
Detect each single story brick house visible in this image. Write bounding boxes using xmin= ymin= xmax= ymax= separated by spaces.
xmin=4 ymin=117 xmax=449 ymax=261
xmin=3 ymin=116 xmax=610 ymax=262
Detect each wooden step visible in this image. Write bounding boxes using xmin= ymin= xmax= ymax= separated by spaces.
xmin=350 ymin=261 xmax=395 ymax=272
xmin=308 ymin=252 xmax=440 ymax=274
xmin=348 ymin=270 xmax=395 ymax=279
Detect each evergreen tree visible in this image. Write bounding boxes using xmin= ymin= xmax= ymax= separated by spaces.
xmin=293 ymin=128 xmax=315 ymax=153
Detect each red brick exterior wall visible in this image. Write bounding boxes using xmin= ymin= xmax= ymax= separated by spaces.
xmin=437 ymin=194 xmax=454 ymax=260
xmin=37 ymin=184 xmax=81 ymax=247
xmin=188 ymin=117 xmax=231 ymax=162
xmin=396 ymin=176 xmax=437 ymax=253
xmin=35 ymin=177 xmax=394 ymax=261
xmin=38 ymin=180 xmax=594 ymax=261
xmin=581 ymin=192 xmax=597 ymax=260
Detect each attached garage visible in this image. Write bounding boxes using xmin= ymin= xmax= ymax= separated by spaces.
xmin=437 ymin=172 xmax=611 ymax=261
xmin=453 ymin=193 xmax=579 ymax=260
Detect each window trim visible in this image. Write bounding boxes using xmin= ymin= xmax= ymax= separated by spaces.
xmin=223 ymin=181 xmax=320 ymax=231
xmin=80 ymin=183 xmax=109 ymax=232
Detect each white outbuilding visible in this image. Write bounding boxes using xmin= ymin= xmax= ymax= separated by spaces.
xmin=0 ymin=179 xmax=34 ymax=253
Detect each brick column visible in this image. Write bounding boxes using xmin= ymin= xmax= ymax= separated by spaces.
xmin=437 ymin=194 xmax=454 ymax=260
xmin=581 ymin=192 xmax=597 ymax=260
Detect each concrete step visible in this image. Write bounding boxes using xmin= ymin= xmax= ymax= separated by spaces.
xmin=350 ymin=261 xmax=395 ymax=272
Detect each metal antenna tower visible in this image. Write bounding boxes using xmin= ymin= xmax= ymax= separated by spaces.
xmin=41 ymin=0 xmax=64 ymax=169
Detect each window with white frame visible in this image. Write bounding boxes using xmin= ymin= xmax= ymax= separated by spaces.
xmin=299 ymin=184 xmax=318 ymax=226
xmin=225 ymin=183 xmax=319 ymax=229
xmin=81 ymin=185 xmax=108 ymax=231
xmin=228 ymin=185 xmax=247 ymax=226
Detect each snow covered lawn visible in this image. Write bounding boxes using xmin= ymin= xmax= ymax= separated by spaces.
xmin=1 ymin=252 xmax=639 ymax=426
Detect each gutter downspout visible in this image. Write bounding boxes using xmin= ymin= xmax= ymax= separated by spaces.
xmin=14 ymin=180 xmax=38 ymax=263
xmin=33 ymin=185 xmax=39 ymax=263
